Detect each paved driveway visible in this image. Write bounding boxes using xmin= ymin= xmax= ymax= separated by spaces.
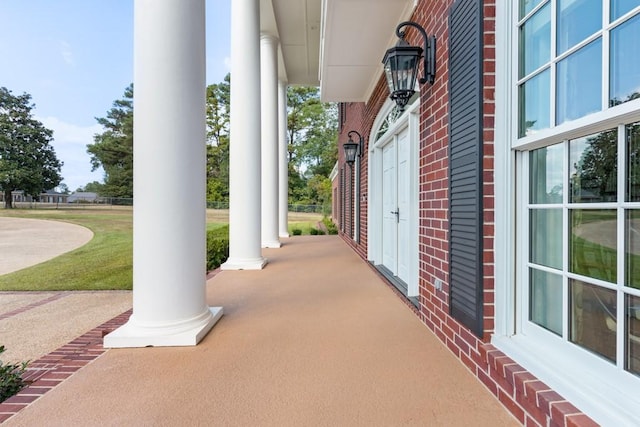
xmin=0 ymin=217 xmax=93 ymax=275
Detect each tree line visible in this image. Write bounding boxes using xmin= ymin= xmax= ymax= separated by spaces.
xmin=1 ymin=77 xmax=337 ymax=209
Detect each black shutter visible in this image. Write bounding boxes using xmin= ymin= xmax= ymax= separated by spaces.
xmin=340 ymin=167 xmax=345 ymax=232
xmin=448 ymin=0 xmax=484 ymax=337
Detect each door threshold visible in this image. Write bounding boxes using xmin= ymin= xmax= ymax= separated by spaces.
xmin=374 ymin=264 xmax=419 ymax=309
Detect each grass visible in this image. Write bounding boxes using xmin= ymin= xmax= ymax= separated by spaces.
xmin=0 ymin=207 xmax=322 ymax=291
xmin=0 ymin=209 xmax=132 ymax=291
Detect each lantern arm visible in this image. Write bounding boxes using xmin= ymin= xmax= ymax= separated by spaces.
xmin=395 ymin=21 xmax=436 ymax=85
xmin=347 ymin=130 xmax=364 ymax=156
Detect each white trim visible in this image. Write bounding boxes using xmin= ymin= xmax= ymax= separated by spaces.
xmin=493 ymin=0 xmax=516 ymax=337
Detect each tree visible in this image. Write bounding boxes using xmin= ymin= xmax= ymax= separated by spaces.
xmin=57 ymin=183 xmax=70 ymax=194
xmin=87 ymin=85 xmax=133 ymax=198
xmin=0 ymin=87 xmax=63 ymax=208
xmin=286 ymin=86 xmax=337 ymax=205
xmin=206 ymin=75 xmax=231 ymax=202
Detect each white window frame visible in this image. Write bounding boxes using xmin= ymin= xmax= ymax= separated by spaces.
xmin=493 ymin=1 xmax=640 ymax=425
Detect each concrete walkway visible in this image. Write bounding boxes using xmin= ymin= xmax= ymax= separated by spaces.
xmin=0 ymin=217 xmax=131 ymax=364
xmin=4 ymin=236 xmax=518 ymax=426
xmin=0 ymin=217 xmax=93 ymax=275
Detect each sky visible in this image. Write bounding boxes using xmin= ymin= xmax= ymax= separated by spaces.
xmin=0 ymin=0 xmax=231 ymax=192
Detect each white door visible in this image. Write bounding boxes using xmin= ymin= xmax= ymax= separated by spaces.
xmin=381 ymin=127 xmax=410 ymax=283
xmin=382 ymin=142 xmax=397 ymax=270
xmin=396 ymin=128 xmax=410 ymax=284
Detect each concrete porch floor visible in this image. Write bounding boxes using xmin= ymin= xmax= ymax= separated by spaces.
xmin=5 ymin=235 xmax=518 ymax=426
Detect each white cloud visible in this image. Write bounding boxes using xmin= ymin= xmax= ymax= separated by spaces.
xmin=59 ymin=40 xmax=74 ymax=66
xmin=37 ymin=116 xmax=104 ymax=191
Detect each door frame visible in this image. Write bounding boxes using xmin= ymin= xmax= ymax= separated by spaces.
xmin=368 ymin=99 xmax=419 ymax=297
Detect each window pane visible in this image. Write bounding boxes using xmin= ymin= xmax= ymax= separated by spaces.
xmin=628 ymin=123 xmax=640 ymax=201
xmin=557 ymin=0 xmax=602 ymax=55
xmin=557 ymin=39 xmax=603 ymax=125
xmin=521 ymin=0 xmax=546 ymax=18
xmin=627 ymin=294 xmax=640 ymax=375
xmin=611 ymin=0 xmax=640 ymax=21
xmin=570 ymin=280 xmax=617 ymax=362
xmin=570 ymin=209 xmax=617 ymax=282
xmin=520 ymin=4 xmax=551 ymax=78
xmin=530 ymin=144 xmax=563 ymax=203
xmin=627 ymin=210 xmax=640 ymax=289
xmin=530 ymin=268 xmax=563 ymax=335
xmin=520 ymin=70 xmax=551 ymax=137
xmin=569 ymin=130 xmax=617 ymax=203
xmin=531 ymin=209 xmax=563 ymax=269
xmin=610 ymin=15 xmax=640 ymax=107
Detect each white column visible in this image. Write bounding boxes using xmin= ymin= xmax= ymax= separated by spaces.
xmin=278 ymin=80 xmax=290 ymax=238
xmin=104 ymin=0 xmax=222 ymax=348
xmin=221 ymin=0 xmax=266 ymax=270
xmin=261 ymin=34 xmax=281 ymax=248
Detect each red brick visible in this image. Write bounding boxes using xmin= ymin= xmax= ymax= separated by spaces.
xmin=513 ymin=371 xmax=537 ymax=395
xmin=550 ymin=401 xmax=581 ymax=425
xmin=524 ymin=380 xmax=551 ymax=402
xmin=537 ymin=391 xmax=564 ymax=413
xmin=516 ymin=388 xmax=550 ymax=426
xmin=503 ymin=363 xmax=526 ymax=386
xmin=498 ymin=388 xmax=525 ymax=424
xmin=3 ymin=394 xmax=39 ymax=404
xmin=478 ymin=369 xmax=498 ymax=396
xmin=31 ymin=379 xmax=62 ymax=387
xmin=524 ymin=414 xmax=543 ymax=427
xmin=566 ymin=414 xmax=600 ymax=427
xmin=19 ymin=386 xmax=51 ymax=395
xmin=0 ymin=402 xmax=27 ymax=413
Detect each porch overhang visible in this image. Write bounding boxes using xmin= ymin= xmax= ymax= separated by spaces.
xmin=261 ymin=0 xmax=416 ymax=102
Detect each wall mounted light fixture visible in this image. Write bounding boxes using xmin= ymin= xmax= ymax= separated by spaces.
xmin=382 ymin=21 xmax=436 ymax=111
xmin=343 ymin=130 xmax=363 ymax=166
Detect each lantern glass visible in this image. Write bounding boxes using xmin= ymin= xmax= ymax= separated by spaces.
xmin=343 ymin=142 xmax=359 ymax=164
xmin=382 ymin=42 xmax=423 ymax=110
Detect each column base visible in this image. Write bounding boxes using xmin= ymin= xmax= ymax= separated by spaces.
xmin=279 ymin=232 xmax=290 ymax=238
xmin=103 ymin=307 xmax=223 ymax=348
xmin=262 ymin=240 xmax=281 ymax=248
xmin=221 ymin=256 xmax=267 ymax=270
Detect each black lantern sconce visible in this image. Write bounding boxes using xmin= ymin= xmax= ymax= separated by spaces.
xmin=343 ymin=130 xmax=364 ymax=166
xmin=382 ymin=21 xmax=436 ymax=111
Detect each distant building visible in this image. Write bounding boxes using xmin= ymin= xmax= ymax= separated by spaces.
xmin=66 ymin=192 xmax=99 ymax=203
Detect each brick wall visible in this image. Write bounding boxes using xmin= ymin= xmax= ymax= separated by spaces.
xmin=338 ymin=0 xmax=596 ymax=425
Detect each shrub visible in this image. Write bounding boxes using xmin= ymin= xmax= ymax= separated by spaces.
xmin=322 ymin=217 xmax=339 ymax=235
xmin=309 ymin=228 xmax=319 ymax=235
xmin=292 ymin=228 xmax=302 ymax=236
xmin=0 ymin=346 xmax=28 ymax=402
xmin=206 ymin=225 xmax=229 ymax=271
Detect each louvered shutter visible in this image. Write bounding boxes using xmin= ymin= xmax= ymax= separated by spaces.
xmin=448 ymin=0 xmax=484 ymax=337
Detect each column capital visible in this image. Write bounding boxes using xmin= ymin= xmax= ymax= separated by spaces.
xmin=260 ymin=32 xmax=279 ymax=45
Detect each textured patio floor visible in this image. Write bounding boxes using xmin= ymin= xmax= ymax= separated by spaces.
xmin=5 ymin=235 xmax=518 ymax=426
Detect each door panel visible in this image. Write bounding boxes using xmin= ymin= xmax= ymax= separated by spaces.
xmin=397 ymin=128 xmax=410 ymax=283
xmin=382 ymin=142 xmax=397 ymax=270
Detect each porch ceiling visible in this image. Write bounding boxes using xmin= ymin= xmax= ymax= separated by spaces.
xmin=261 ymin=0 xmax=416 ymax=102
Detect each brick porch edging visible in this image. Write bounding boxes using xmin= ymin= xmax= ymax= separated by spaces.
xmin=478 ymin=344 xmax=598 ymax=427
xmin=0 ymin=309 xmax=132 ymax=424
xmin=0 ymin=270 xmax=225 ymax=424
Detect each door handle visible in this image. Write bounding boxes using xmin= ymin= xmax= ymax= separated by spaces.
xmin=390 ymin=208 xmax=399 ymax=223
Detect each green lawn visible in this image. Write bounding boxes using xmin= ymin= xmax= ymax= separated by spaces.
xmin=0 ymin=208 xmax=323 ymax=291
xmin=0 ymin=209 xmax=133 ymax=291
